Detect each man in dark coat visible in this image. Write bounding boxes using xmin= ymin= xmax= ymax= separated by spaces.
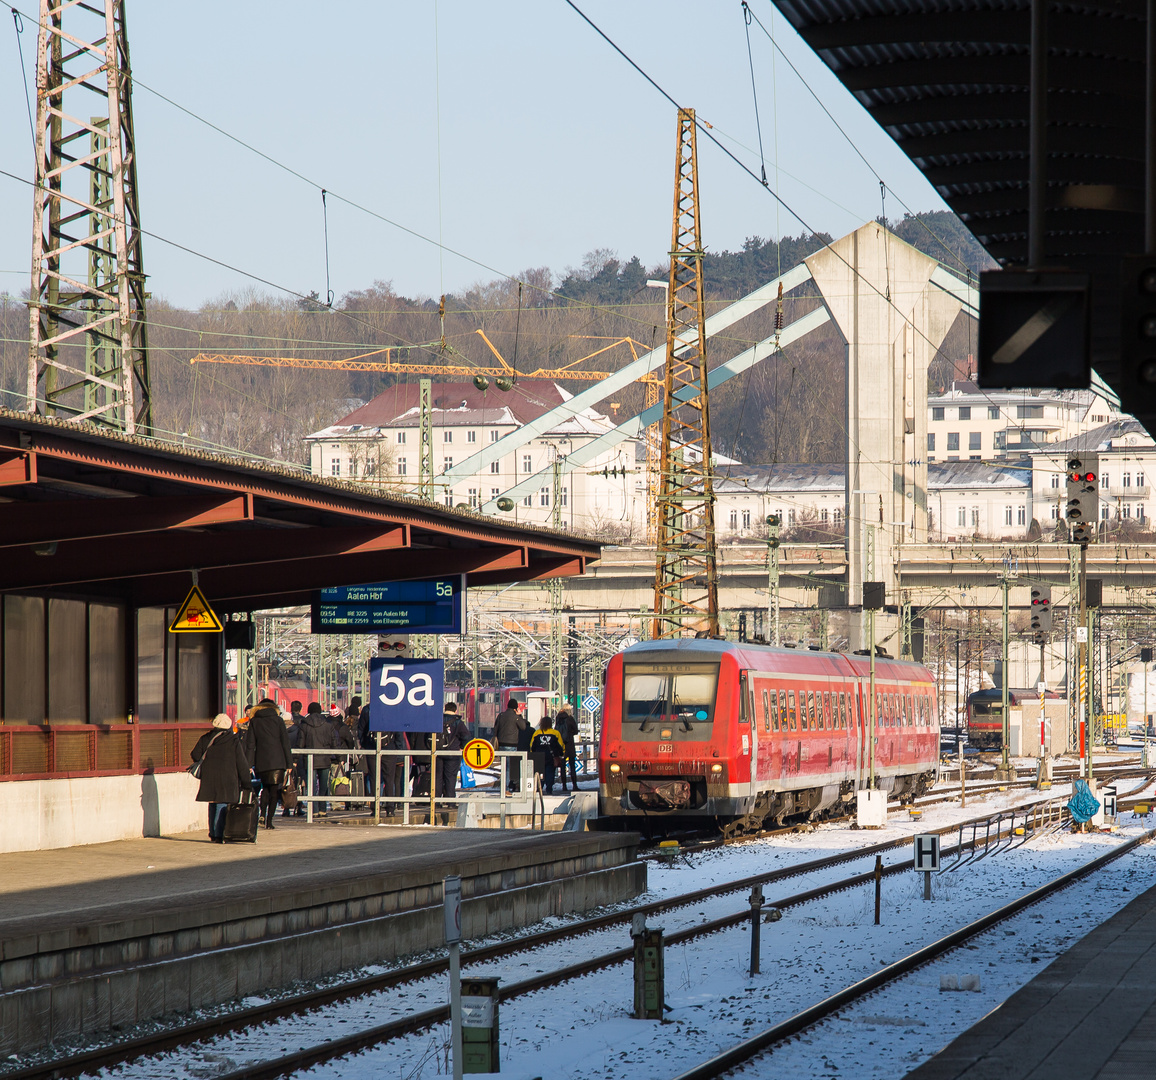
xmin=286 ymin=700 xmax=304 ymax=747
xmin=494 ymin=700 xmax=527 ymax=794
xmin=191 ymin=713 xmax=252 ymax=843
xmin=556 ymin=703 xmax=580 ymax=792
xmin=436 ymin=702 xmax=472 ymax=818
xmin=298 ymin=701 xmax=335 ymax=815
xmin=249 ymin=698 xmax=293 ymax=829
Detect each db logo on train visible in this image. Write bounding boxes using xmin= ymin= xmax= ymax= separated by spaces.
xmin=463 ymin=738 xmax=495 ymax=770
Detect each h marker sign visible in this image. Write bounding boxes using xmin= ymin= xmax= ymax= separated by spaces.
xmin=913 ymin=834 xmax=940 ymax=871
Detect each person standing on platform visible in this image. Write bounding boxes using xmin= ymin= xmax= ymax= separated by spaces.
xmin=437 ymin=702 xmax=472 ymax=819
xmin=191 ymin=713 xmax=252 ymax=843
xmin=298 ymin=702 xmax=334 ymax=816
xmin=249 ymin=697 xmax=293 ymax=830
xmin=328 ymin=703 xmax=358 ymax=809
xmin=286 ymin=700 xmax=304 ymax=747
xmin=556 ymin=703 xmax=580 ymax=792
xmin=529 ymin=715 xmax=566 ymax=796
xmin=494 ymin=699 xmax=528 ymax=795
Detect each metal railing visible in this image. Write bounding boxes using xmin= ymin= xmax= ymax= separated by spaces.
xmin=290 ymin=747 xmax=541 ymax=827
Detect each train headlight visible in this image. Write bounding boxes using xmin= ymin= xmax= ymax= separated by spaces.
xmin=711 ymin=764 xmax=723 ymax=773
xmin=609 ymin=763 xmax=621 ymax=774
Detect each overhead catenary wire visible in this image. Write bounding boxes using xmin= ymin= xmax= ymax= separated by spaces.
xmin=9 ymin=7 xmax=34 ymax=149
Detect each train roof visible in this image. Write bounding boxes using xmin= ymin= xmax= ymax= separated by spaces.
xmin=619 ymin=638 xmax=935 ymax=682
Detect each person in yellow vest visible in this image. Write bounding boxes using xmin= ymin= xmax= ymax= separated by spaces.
xmin=529 ymin=716 xmax=566 ymax=795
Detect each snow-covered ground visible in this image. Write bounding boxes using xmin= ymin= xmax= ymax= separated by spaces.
xmin=76 ymin=772 xmax=1156 ymax=1080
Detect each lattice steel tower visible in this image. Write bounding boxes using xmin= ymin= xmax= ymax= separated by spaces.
xmin=27 ymin=0 xmax=151 ymax=433
xmin=652 ymin=108 xmax=719 ymax=639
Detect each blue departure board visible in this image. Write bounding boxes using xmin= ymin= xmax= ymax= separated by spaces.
xmin=310 ymin=576 xmax=464 ymax=634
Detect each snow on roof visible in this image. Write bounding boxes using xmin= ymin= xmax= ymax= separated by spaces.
xmin=1033 ymin=419 xmax=1153 ymax=454
xmin=305 ymin=379 xmax=615 ymax=441
xmin=715 ymin=461 xmax=1031 ymax=494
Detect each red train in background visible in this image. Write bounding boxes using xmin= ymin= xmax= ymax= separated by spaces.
xmin=445 ymin=685 xmax=543 ymax=737
xmin=598 ymin=639 xmax=939 ymax=832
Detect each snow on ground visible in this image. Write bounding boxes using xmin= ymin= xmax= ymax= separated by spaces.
xmin=85 ymin=766 xmax=1156 ymax=1080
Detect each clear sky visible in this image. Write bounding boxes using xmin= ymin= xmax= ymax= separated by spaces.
xmin=0 ymin=1 xmax=947 ymax=310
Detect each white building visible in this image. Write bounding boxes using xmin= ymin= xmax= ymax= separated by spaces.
xmin=927 ymin=381 xmax=1122 ymax=462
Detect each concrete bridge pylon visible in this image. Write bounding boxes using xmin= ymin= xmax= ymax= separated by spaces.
xmin=805 ymin=222 xmax=964 ymax=651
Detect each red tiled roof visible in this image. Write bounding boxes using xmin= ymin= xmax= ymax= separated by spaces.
xmin=339 ymin=380 xmax=568 ymax=427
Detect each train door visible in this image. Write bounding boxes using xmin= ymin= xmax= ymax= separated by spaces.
xmin=853 ymin=681 xmax=865 ymax=786
xmin=755 ymin=679 xmax=776 ymax=785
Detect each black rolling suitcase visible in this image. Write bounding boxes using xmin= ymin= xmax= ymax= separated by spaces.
xmin=223 ymin=790 xmax=259 ymax=843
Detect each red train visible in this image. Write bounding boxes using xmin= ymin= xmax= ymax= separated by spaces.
xmin=598 ymin=639 xmax=940 ymax=831
xmin=445 ymin=685 xmax=542 ymax=737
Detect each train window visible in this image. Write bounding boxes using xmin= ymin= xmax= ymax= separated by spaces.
xmin=778 ymin=689 xmax=788 ymax=732
xmin=823 ymin=692 xmax=832 ymax=730
xmin=889 ymin=694 xmax=896 ymax=726
xmin=621 ymin=662 xmax=719 ymax=733
xmin=839 ymin=692 xmax=847 ymax=729
xmin=807 ymin=691 xmax=816 ymax=730
xmin=788 ymin=690 xmax=797 ymax=730
xmin=906 ymin=695 xmax=913 ymax=726
xmin=762 ymin=689 xmax=774 ymax=732
xmin=816 ymin=692 xmax=825 ymax=730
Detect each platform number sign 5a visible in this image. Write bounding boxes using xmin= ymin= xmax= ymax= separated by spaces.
xmin=368 ymin=657 xmax=444 ymax=733
xmin=913 ymin=834 xmax=940 ymax=872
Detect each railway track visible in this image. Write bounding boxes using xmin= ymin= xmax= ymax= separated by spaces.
xmin=10 ymin=795 xmax=1098 ymax=1080
xmin=668 ymin=823 xmax=1156 ymax=1080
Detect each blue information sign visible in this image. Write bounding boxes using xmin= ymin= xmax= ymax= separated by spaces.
xmin=311 ymin=575 xmax=464 ymax=634
xmin=368 ymin=657 xmax=444 ymax=733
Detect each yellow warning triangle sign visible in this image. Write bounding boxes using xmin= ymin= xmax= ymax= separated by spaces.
xmin=168 ymin=584 xmax=224 ymax=633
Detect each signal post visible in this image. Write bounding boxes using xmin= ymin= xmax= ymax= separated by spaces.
xmin=1065 ymin=454 xmax=1098 ymax=779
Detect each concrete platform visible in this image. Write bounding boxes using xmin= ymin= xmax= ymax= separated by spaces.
xmin=0 ymin=818 xmax=644 ymax=1057
xmin=905 ymin=876 xmax=1156 ymax=1080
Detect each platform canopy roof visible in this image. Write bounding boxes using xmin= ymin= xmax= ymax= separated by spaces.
xmin=0 ymin=411 xmax=599 ymax=612
xmin=772 ymin=0 xmax=1145 ymax=394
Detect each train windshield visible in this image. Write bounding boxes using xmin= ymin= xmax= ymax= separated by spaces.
xmin=622 ymin=662 xmax=719 ymax=734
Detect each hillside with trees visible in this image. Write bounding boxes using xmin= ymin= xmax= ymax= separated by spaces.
xmin=0 ymin=211 xmax=988 ymax=470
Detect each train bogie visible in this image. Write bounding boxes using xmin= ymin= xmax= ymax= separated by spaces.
xmin=598 ymin=639 xmax=939 ymax=833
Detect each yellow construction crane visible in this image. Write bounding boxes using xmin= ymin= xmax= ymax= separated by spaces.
xmin=189 ymin=333 xmax=651 ymax=386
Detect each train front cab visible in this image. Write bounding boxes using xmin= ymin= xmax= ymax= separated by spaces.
xmin=598 ymin=643 xmax=756 ymax=825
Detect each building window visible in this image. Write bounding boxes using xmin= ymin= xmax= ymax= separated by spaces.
xmin=1102 ymin=505 xmax=1110 ymax=520
xmin=490 ymin=430 xmax=500 ymax=442
xmin=833 ymin=508 xmax=843 ymax=525
xmin=1050 ymin=504 xmax=1059 ymax=520
xmin=1124 ymin=472 xmax=1132 ymax=488
xmin=988 ymin=406 xmax=999 ymax=420
xmin=1140 ymin=505 xmax=1147 ymax=520
xmin=444 ymin=456 xmax=453 ymax=470
xmin=539 ymin=487 xmax=550 ymax=507
xmin=1139 ymin=470 xmax=1146 ymax=487
xmin=561 ymin=487 xmax=568 ymax=507
xmin=788 ymin=509 xmax=796 ymax=524
xmin=1017 ymin=506 xmax=1026 ymax=526
xmin=468 ymin=488 xmax=479 ymax=508
xmin=932 ymin=407 xmax=944 ymax=421
xmin=1123 ymin=504 xmax=1132 ymax=518
xmin=488 ymin=460 xmax=499 ymax=474
xmin=445 ymin=494 xmax=454 ymax=507
xmin=969 ymin=432 xmax=981 ymax=451
xmin=927 ymin=433 xmax=935 ymax=452
xmin=1102 ymin=473 xmax=1109 ymax=488
xmin=522 ymin=454 xmax=532 ymax=473
xmin=970 ymin=508 xmax=980 ymax=528
xmin=959 ymin=406 xmax=971 ymax=420
xmin=1017 ymin=405 xmax=1044 ymax=419
xmin=467 ymin=430 xmax=476 ymax=443
xmin=330 ymin=459 xmax=340 ymax=476
xmin=1004 ymin=506 xmax=1013 ymax=526
xmin=1050 ymin=473 xmax=1059 ymax=489
xmin=522 ymin=494 xmax=532 ymax=507
xmin=444 ymin=431 xmax=453 ymax=443
xmin=947 ymin=433 xmax=960 ymax=451
xmin=397 ymin=431 xmax=406 ymax=444
xmin=957 ymin=507 xmax=967 ymax=527
xmin=397 ymin=458 xmax=407 ymax=475
xmin=729 ymin=510 xmax=738 ymax=529
xmin=742 ymin=509 xmax=751 ymax=528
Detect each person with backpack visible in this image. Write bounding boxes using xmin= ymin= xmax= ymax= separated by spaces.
xmin=529 ymin=715 xmax=566 ymax=795
xmin=190 ymin=713 xmax=252 ymax=843
xmin=437 ymin=702 xmax=472 ymax=817
xmin=298 ymin=701 xmax=335 ymax=816
xmin=556 ymin=703 xmax=580 ymax=792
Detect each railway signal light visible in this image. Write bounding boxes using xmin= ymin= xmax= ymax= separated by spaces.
xmin=1030 ymin=584 xmax=1052 ymax=636
xmin=1121 ymin=255 xmax=1156 ymax=414
xmin=1065 ymin=453 xmax=1099 ymax=545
